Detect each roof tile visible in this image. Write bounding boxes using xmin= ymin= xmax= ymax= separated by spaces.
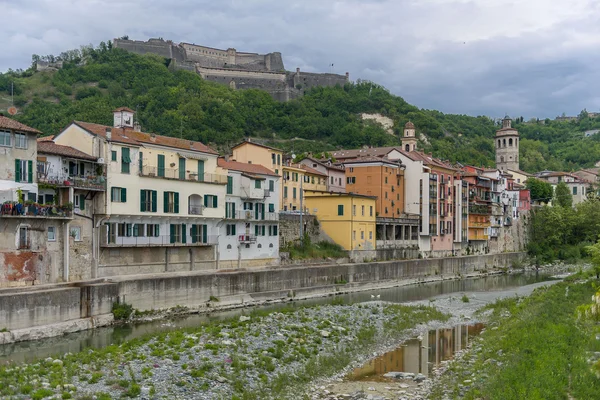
xmin=0 ymin=116 xmax=42 ymax=135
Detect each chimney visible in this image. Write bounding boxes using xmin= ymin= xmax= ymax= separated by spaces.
xmin=105 ymin=127 xmax=112 ymax=140
xmin=345 ymin=72 xmax=349 ymax=80
xmin=296 ymin=67 xmax=300 ymax=73
xmin=133 ymin=121 xmax=141 ymax=132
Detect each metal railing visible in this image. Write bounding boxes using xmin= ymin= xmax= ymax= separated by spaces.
xmin=225 ymin=210 xmax=279 ymax=221
xmin=17 ymin=237 xmax=31 ymax=250
xmin=238 ymin=234 xmax=257 ymax=243
xmin=140 ymin=166 xmax=227 ymax=184
xmin=101 ymin=234 xmax=218 ymax=247
xmin=38 ymin=174 xmax=106 ymax=190
xmin=0 ymin=202 xmax=73 ymax=218
xmin=468 ymin=221 xmax=489 ymax=228
xmin=189 ymin=205 xmax=204 ymax=215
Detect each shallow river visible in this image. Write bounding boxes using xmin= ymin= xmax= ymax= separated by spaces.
xmin=0 ymin=271 xmax=556 ymax=365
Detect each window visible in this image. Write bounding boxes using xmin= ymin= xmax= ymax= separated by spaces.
xmin=78 ymin=194 xmax=86 ymax=210
xmin=353 ymin=231 xmax=356 ymax=240
xmin=15 ymin=133 xmax=27 ymax=149
xmin=71 ymin=226 xmax=82 ymax=241
xmin=573 ymin=186 xmax=578 ymax=195
xmin=0 ymin=130 xmax=11 ymax=147
xmin=170 ymin=224 xmax=183 ymax=244
xmin=140 ymin=189 xmax=157 ymax=212
xmin=227 ymin=176 xmax=233 ymax=194
xmin=204 ymin=195 xmax=218 ymax=208
xmin=369 ymin=231 xmax=373 ymax=240
xmin=14 ymin=159 xmax=31 ymax=183
xmin=284 ymin=186 xmax=288 ymax=198
xmin=146 ymin=224 xmax=160 ymax=237
xmin=338 ymin=205 xmax=344 ymax=216
xmin=269 ymin=180 xmax=274 ymax=192
xmin=361 ymin=205 xmax=365 ymax=216
xmin=226 ymin=224 xmax=237 ymax=236
xmin=370 ymin=206 xmax=373 ymax=217
xmin=254 ymin=225 xmax=267 ymax=236
xmin=269 ymin=225 xmax=279 ymax=236
xmin=275 ymin=169 xmax=279 ymax=175
xmin=272 ymin=154 xmax=276 ymax=164
xmin=243 ymin=202 xmax=253 ymax=210
xmin=277 ymin=154 xmax=281 ymax=165
xmin=191 ymin=224 xmax=207 ymax=244
xmin=133 ymin=224 xmax=145 ymax=237
xmin=225 ymin=202 xmax=236 ymax=219
xmin=157 ymin=154 xmax=165 ymax=177
xmin=111 ymin=151 xmax=117 ymax=162
xmin=353 ymin=205 xmax=356 ymax=216
xmin=164 ymin=191 xmax=179 ymax=213
xmin=331 ymin=176 xmax=334 ymax=184
xmin=139 ymin=151 xmax=143 ymax=173
xmin=111 ymin=187 xmax=127 ymax=202
xmin=255 ymin=179 xmax=262 ymax=189
xmin=47 ymin=226 xmax=56 ymax=241
xmin=361 ymin=231 xmax=364 ymax=240
xmin=18 ymin=226 xmax=30 ymax=249
xmin=349 ymin=167 xmax=354 ymax=172
xmin=346 ymin=177 xmax=356 ymax=184
xmin=292 ymin=187 xmax=297 ymax=199
xmin=121 ymin=148 xmax=131 ymax=174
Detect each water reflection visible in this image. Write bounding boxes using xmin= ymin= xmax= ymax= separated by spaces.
xmin=350 ymin=323 xmax=485 ymax=381
xmin=0 ymin=271 xmax=550 ymax=364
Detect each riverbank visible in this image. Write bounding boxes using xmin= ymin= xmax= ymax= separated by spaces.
xmin=0 ymin=252 xmax=526 ymax=344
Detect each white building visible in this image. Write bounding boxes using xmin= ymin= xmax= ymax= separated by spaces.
xmin=217 ymin=158 xmax=280 ymax=268
xmin=298 ymin=157 xmax=346 ymax=192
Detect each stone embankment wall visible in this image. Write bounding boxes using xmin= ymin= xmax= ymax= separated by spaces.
xmin=0 ymin=252 xmax=525 ymax=343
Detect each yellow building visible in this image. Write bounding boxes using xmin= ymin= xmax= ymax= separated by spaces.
xmin=303 ymin=190 xmax=376 ymax=261
xmin=231 ymin=140 xmax=284 ymax=176
xmin=281 ymin=164 xmax=328 ymax=211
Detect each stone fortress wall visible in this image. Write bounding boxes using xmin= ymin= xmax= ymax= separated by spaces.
xmin=113 ymin=38 xmax=348 ymax=101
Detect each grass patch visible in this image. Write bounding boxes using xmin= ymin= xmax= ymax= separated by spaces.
xmin=284 ymin=239 xmax=347 ymax=260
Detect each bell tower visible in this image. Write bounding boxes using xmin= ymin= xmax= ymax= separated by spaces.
xmin=495 ymin=115 xmax=519 ymax=172
xmin=402 ymin=121 xmax=417 ymax=152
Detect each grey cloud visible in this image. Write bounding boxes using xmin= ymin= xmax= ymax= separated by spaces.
xmin=1 ymin=0 xmax=599 ymax=118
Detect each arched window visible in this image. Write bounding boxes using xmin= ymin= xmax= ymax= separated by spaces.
xmin=497 ymin=139 xmax=501 ymax=148
xmin=258 ymin=244 xmax=262 ymax=248
xmin=509 ymin=138 xmax=513 ymax=146
xmin=405 ymin=144 xmax=410 ymax=152
xmin=269 ymin=243 xmax=274 ymax=248
xmin=503 ymin=139 xmax=506 ymax=147
xmin=500 ymin=156 xmax=505 ymax=162
xmin=227 ymin=244 xmax=232 ymax=249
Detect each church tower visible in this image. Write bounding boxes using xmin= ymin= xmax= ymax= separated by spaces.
xmin=402 ymin=121 xmax=417 ymax=152
xmin=495 ymin=116 xmax=519 ymax=172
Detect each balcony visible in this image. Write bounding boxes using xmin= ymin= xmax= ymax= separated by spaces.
xmin=469 ymin=232 xmax=489 ymax=241
xmin=240 ymin=185 xmax=270 ymax=200
xmin=0 ymin=202 xmax=73 ymax=219
xmin=468 ymin=221 xmax=489 ymax=228
xmin=238 ymin=234 xmax=257 ymax=243
xmin=38 ymin=174 xmax=106 ymax=191
xmin=101 ymin=234 xmax=217 ymax=247
xmin=469 ymin=205 xmax=490 ymax=215
xmin=189 ymin=205 xmax=205 ymax=215
xmin=140 ymin=166 xmax=227 ymax=184
xmin=226 ymin=210 xmax=279 ymax=221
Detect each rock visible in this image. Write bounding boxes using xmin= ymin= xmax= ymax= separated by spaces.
xmin=141 ymin=386 xmax=151 ymax=396
xmin=463 ymin=379 xmax=472 ymax=384
xmin=216 ymin=375 xmax=228 ymax=383
xmin=239 ymin=315 xmax=251 ymax=322
xmin=399 ymin=384 xmax=409 ymax=388
xmin=383 ymin=372 xmax=403 ymax=379
xmin=320 ymin=330 xmax=331 ymax=338
xmin=52 ymin=359 xmax=63 ymax=366
xmin=413 ymin=373 xmax=426 ymax=383
xmin=222 ymin=340 xmax=233 ymax=345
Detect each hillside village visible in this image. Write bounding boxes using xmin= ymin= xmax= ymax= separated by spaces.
xmin=1 ymin=105 xmax=597 ymax=287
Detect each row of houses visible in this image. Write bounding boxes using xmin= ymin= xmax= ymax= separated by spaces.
xmin=0 ymin=109 xmax=538 ymax=287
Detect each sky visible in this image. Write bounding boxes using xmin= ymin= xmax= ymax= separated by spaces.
xmin=2 ymin=0 xmax=600 ymax=119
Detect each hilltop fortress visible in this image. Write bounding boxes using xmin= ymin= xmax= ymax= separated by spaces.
xmin=113 ymin=38 xmax=350 ymax=102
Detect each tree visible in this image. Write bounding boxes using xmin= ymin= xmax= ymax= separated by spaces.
xmin=586 ymin=238 xmax=600 ymax=278
xmin=526 ymin=178 xmax=553 ymax=203
xmin=554 ymin=181 xmax=573 ymax=208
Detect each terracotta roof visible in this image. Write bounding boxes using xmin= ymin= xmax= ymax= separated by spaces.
xmin=218 ymin=158 xmax=279 ymax=177
xmin=300 ymin=157 xmax=345 ymax=172
xmin=73 ymin=121 xmax=217 ymax=154
xmin=37 ymin=135 xmax=54 ymax=142
xmin=304 ymin=190 xmax=377 ymax=200
xmin=0 ymin=116 xmax=42 ymax=135
xmin=37 ymin=141 xmax=98 ymax=161
xmin=331 ymin=146 xmax=404 ymax=159
xmin=231 ymin=139 xmax=282 ymax=152
xmin=299 ymin=164 xmax=327 ymax=177
xmin=113 ymin=107 xmax=135 ymax=113
xmin=342 ymin=156 xmax=403 ymax=166
xmin=405 ymin=121 xmax=415 ymax=129
xmin=408 ymin=151 xmax=458 ymax=171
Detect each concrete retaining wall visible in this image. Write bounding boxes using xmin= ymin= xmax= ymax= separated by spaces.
xmin=0 ymin=252 xmax=525 ymax=342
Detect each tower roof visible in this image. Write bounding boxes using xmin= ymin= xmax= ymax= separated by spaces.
xmin=405 ymin=121 xmax=415 ymax=129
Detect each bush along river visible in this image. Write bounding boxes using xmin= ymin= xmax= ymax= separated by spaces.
xmin=0 ymin=267 xmax=575 ymax=399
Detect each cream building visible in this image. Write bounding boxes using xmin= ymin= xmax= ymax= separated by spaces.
xmin=53 ymin=108 xmax=228 ymax=276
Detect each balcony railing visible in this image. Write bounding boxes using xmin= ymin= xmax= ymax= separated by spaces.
xmin=226 ymin=210 xmax=279 ymax=221
xmin=1 ymin=202 xmax=73 ymax=219
xmin=468 ymin=221 xmax=489 ymax=228
xmin=469 ymin=233 xmax=489 ymax=241
xmin=139 ymin=166 xmax=227 ymax=184
xmin=17 ymin=237 xmax=31 ymax=250
xmin=38 ymin=174 xmax=106 ymax=190
xmin=469 ymin=205 xmax=490 ymax=215
xmin=240 ymin=186 xmax=270 ymax=200
xmin=189 ymin=205 xmax=205 ymax=215
xmin=101 ymin=234 xmax=218 ymax=247
xmin=238 ymin=234 xmax=257 ymax=243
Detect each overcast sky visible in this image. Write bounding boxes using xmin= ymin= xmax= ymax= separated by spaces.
xmin=2 ymin=0 xmax=599 ymax=119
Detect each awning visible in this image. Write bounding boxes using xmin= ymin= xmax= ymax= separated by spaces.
xmin=178 ymin=152 xmax=208 ymax=161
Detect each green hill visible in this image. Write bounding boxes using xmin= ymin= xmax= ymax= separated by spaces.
xmin=2 ymin=42 xmax=600 ymax=173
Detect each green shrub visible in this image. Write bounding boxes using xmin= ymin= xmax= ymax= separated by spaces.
xmin=112 ymin=302 xmax=133 ymax=320
xmin=75 ymin=87 xmax=101 ymax=100
xmin=32 ymin=389 xmax=54 ymax=400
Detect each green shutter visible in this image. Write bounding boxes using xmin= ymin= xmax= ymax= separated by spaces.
xmin=140 ymin=189 xmax=146 ymax=212
xmin=181 ymin=224 xmax=187 ymax=244
xmin=191 ymin=225 xmax=198 ymax=243
xmin=204 ymin=195 xmax=209 ymax=207
xmin=232 ymin=202 xmax=236 ymax=217
xmin=269 ymin=203 xmax=275 ymax=213
xmin=111 ymin=151 xmax=117 ymax=162
xmin=262 ymin=203 xmax=266 ymax=220
xmin=255 ymin=225 xmax=258 ymax=236
xmin=15 ymin=159 xmax=21 ymax=183
xmin=227 ymin=176 xmax=233 ymax=194
xmin=164 ymin=191 xmax=169 ymax=213
xmin=174 ymin=192 xmax=179 ymax=214
xmin=232 ymin=224 xmax=236 ymax=235
xmin=170 ymin=224 xmax=175 ymax=244
xmin=155 ymin=224 xmax=160 ymax=237
xmin=152 ymin=191 xmax=157 ymax=212
xmin=202 ymin=225 xmax=207 ymax=243
xmin=293 ymin=188 xmax=297 ymax=199
xmin=126 ymin=224 xmax=132 ymax=237
xmin=269 ymin=180 xmax=274 ymax=191
xmin=273 ymin=226 xmax=278 ymax=236
xmin=255 ymin=179 xmax=261 ymax=189
xmin=255 ymin=204 xmax=259 ymax=220
xmin=133 ymin=224 xmax=139 ymax=237
xmin=213 ymin=195 xmax=217 ymax=208
xmin=121 ymin=148 xmax=131 ymax=173
xmin=79 ymin=194 xmax=85 ymax=210
xmin=69 ymin=162 xmax=76 ymax=176
xmin=179 ymin=158 xmax=186 ymax=180
xmin=197 ymin=160 xmax=204 ymax=181
xmin=262 ymin=226 xmax=266 ymax=236
xmin=338 ymin=205 xmax=344 ymax=216
xmin=158 ymin=154 xmax=165 ymax=177
xmin=121 ymin=188 xmax=127 ymax=203
xmin=139 ymin=151 xmax=143 ymax=172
